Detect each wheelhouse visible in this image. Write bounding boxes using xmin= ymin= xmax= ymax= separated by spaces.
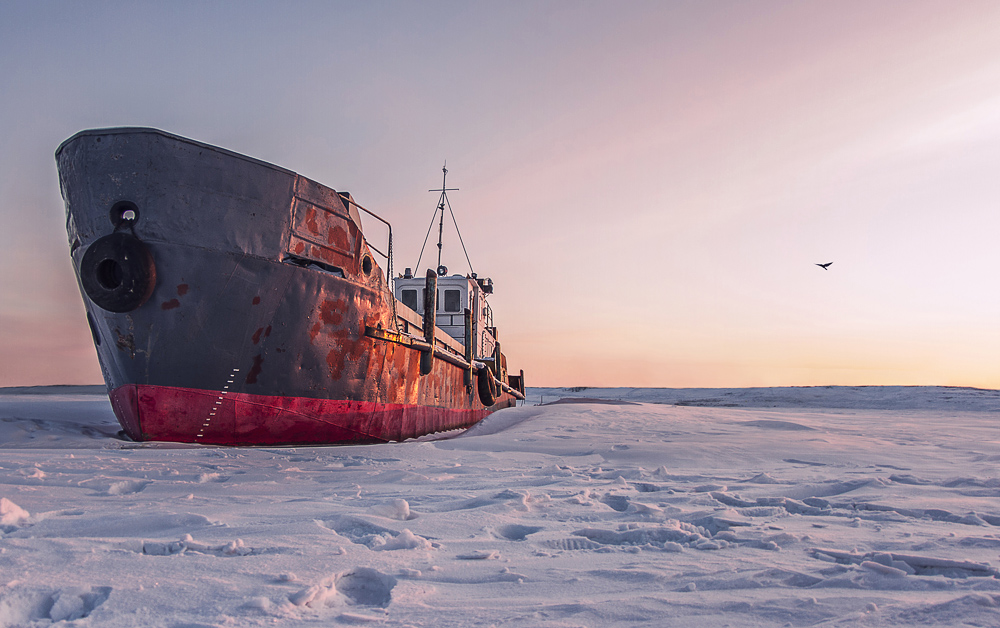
xmin=392 ymin=270 xmax=496 ymax=360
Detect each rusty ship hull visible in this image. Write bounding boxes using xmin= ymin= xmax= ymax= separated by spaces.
xmin=56 ymin=128 xmax=521 ymax=445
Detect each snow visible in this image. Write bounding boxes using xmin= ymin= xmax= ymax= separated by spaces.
xmin=1 ymin=385 xmax=999 ymax=627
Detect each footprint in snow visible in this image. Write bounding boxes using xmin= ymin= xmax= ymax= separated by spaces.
xmin=320 ymin=516 xmax=432 ymax=550
xmin=631 ymin=482 xmax=672 ymax=493
xmin=0 ymin=586 xmax=111 ymax=624
xmin=495 ymin=524 xmax=543 ymax=541
xmin=600 ymin=495 xmax=631 ymax=512
xmin=337 ymin=568 xmax=397 ymax=606
xmin=103 ymin=479 xmax=150 ymax=496
xmin=783 ymin=458 xmax=827 ymax=467
xmin=419 ymin=489 xmax=531 ymax=513
xmin=289 ymin=568 xmax=396 ymax=609
xmin=457 ymin=550 xmax=500 ymax=560
xmin=140 ymin=535 xmax=255 ymax=556
xmin=539 ymin=538 xmax=603 ymax=550
xmin=320 ymin=515 xmax=398 ymax=546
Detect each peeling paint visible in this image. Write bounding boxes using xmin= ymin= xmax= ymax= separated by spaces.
xmin=304 ymin=206 xmax=319 ymax=234
xmin=115 ymin=330 xmax=136 ymax=357
xmin=320 ymin=298 xmax=347 ymax=326
xmin=328 ymin=225 xmax=349 ymax=250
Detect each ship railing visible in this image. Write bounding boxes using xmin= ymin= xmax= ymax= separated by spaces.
xmin=363 ymin=325 xmax=524 ymax=401
xmin=366 ymin=326 xmax=469 ymax=366
xmin=339 ymin=194 xmax=400 ymax=330
xmin=340 ymin=196 xmax=393 ymax=269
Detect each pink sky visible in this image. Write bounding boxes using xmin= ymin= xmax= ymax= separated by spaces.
xmin=2 ymin=1 xmax=999 ymax=388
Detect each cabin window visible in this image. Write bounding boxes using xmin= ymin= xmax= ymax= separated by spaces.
xmin=401 ymin=289 xmax=418 ymax=311
xmin=444 ymin=289 xmax=461 ymax=312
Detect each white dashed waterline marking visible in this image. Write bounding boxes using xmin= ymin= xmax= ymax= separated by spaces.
xmin=197 ymin=367 xmax=241 ymax=440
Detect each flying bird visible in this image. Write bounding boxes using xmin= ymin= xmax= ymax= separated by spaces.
xmin=816 ymin=262 xmax=833 ymax=270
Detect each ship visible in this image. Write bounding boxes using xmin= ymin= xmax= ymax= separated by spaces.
xmin=56 ymin=127 xmax=525 ymax=445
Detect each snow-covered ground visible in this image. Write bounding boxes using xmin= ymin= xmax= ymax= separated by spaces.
xmin=2 ymin=386 xmax=999 ymax=627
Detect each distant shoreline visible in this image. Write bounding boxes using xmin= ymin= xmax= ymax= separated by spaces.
xmin=0 ymin=384 xmax=106 ymax=395
xmin=2 ymin=384 xmax=997 ymax=394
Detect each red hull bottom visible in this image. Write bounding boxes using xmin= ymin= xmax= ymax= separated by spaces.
xmin=110 ymin=384 xmax=499 ymax=445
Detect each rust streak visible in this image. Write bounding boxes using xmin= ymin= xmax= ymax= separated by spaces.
xmin=325 ymin=330 xmax=352 ymax=380
xmin=304 ymin=207 xmax=319 ymax=234
xmin=245 ymin=354 xmax=264 ymax=385
xmin=326 ymin=348 xmax=344 ymax=381
xmin=176 ymin=283 xmax=189 ymax=296
xmin=161 ymin=299 xmax=180 ymax=310
xmin=115 ymin=331 xmax=136 ymax=354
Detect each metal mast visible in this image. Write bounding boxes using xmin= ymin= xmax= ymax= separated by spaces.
xmin=416 ymin=162 xmax=457 ymax=274
xmin=432 ymin=164 xmax=454 ymax=272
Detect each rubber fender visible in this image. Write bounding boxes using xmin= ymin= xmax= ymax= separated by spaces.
xmin=477 ymin=365 xmax=497 ymax=407
xmin=80 ymin=232 xmax=156 ymax=313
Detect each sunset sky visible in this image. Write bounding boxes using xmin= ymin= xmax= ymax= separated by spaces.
xmin=2 ymin=1 xmax=999 ymax=388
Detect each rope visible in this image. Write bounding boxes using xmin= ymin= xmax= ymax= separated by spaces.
xmin=415 ymin=195 xmax=443 ymax=274
xmin=444 ymin=194 xmax=475 ymax=276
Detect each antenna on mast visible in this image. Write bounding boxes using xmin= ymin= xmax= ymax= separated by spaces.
xmin=415 ymin=162 xmax=474 ymax=277
xmin=433 ymin=163 xmax=455 ymax=273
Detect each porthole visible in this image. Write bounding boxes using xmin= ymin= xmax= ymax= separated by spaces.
xmin=361 ymin=255 xmax=373 ymax=276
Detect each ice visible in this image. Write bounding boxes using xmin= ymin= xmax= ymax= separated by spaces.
xmin=0 ymin=497 xmax=29 ymax=526
xmin=371 ymin=498 xmax=413 ymax=520
xmin=373 ymin=529 xmax=432 ymax=551
xmin=1 ymin=385 xmax=1000 ymax=626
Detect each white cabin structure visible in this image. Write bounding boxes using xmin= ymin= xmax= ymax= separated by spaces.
xmin=392 ymin=272 xmax=497 ymax=361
